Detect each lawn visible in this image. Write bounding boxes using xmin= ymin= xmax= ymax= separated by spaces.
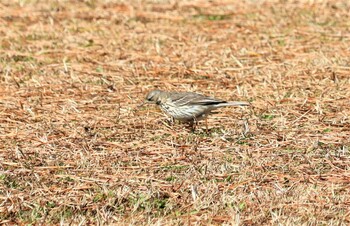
xmin=0 ymin=0 xmax=350 ymax=225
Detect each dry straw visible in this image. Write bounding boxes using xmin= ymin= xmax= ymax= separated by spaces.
xmin=0 ymin=0 xmax=349 ymax=225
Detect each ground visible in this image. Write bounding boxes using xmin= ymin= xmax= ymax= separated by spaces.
xmin=0 ymin=0 xmax=350 ymax=225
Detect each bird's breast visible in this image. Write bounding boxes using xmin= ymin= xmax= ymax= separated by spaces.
xmin=159 ymin=103 xmax=211 ymax=121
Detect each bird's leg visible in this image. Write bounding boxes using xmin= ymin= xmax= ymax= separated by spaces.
xmin=190 ymin=121 xmax=195 ymax=132
xmin=205 ymin=117 xmax=209 ymax=134
xmin=188 ymin=119 xmax=197 ymax=132
xmin=194 ymin=117 xmax=199 ymax=132
xmin=165 ymin=116 xmax=175 ymax=127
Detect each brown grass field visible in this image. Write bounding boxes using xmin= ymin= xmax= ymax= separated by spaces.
xmin=1 ymin=0 xmax=350 ymax=225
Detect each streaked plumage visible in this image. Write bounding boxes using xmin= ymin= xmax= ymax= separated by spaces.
xmin=144 ymin=89 xmax=249 ymax=123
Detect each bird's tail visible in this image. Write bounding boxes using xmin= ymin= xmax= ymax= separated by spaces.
xmin=217 ymin=101 xmax=250 ymax=107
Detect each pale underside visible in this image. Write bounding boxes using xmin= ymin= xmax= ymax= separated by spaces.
xmin=160 ymin=103 xmax=214 ymax=122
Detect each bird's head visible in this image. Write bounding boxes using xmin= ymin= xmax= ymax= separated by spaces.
xmin=145 ymin=89 xmax=163 ymax=104
xmin=137 ymin=90 xmax=163 ymax=108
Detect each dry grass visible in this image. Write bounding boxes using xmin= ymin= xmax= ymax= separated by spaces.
xmin=1 ymin=0 xmax=350 ymax=225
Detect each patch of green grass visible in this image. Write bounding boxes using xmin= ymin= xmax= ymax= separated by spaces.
xmin=236 ymin=139 xmax=248 ymax=145
xmin=165 ymin=176 xmax=176 ymax=181
xmin=193 ymin=14 xmax=231 ymax=21
xmin=224 ymin=155 xmax=233 ymax=163
xmin=161 ymin=165 xmax=189 ymax=172
xmin=225 ymin=175 xmax=233 ymax=182
xmin=12 ymin=55 xmax=36 ymax=62
xmin=189 ymin=210 xmax=199 ymax=215
xmin=46 ymin=201 xmax=56 ymax=208
xmin=277 ymin=39 xmax=286 ymax=46
xmin=93 ymin=193 xmax=107 ymax=202
xmin=151 ymin=133 xmax=171 ymax=141
xmin=322 ymin=128 xmax=331 ymax=133
xmin=154 ymin=198 xmax=167 ymax=209
xmin=193 ymin=127 xmax=225 ymax=137
xmin=283 ymin=91 xmax=293 ymax=98
xmin=283 ymin=149 xmax=303 ymax=154
xmin=261 ymin=114 xmax=275 ymax=120
xmin=239 ymin=202 xmax=246 ymax=211
xmin=58 ymin=176 xmax=75 ymax=183
xmin=61 ymin=206 xmax=74 ymax=220
xmin=84 ymin=0 xmax=97 ymax=8
xmin=128 ymin=193 xmax=169 ymax=214
xmin=17 ymin=204 xmax=45 ymax=224
xmin=96 ymin=66 xmax=104 ymax=73
xmin=48 ymin=206 xmax=76 ymax=224
xmin=2 ymin=175 xmax=20 ymax=189
xmin=84 ymin=39 xmax=94 ymax=47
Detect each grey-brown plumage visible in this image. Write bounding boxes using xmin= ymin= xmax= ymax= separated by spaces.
xmin=144 ymin=89 xmax=250 ymax=123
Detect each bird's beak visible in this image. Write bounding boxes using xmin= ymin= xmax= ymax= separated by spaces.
xmin=133 ymin=101 xmax=148 ymax=112
xmin=137 ymin=101 xmax=148 ymax=108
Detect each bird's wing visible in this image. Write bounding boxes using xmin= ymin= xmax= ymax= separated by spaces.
xmin=170 ymin=92 xmax=226 ymax=106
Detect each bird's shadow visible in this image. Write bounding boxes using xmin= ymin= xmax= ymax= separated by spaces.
xmin=162 ymin=119 xmax=224 ymax=135
xmin=192 ymin=126 xmax=225 ymax=136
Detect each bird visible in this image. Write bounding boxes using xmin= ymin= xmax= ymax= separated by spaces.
xmin=141 ymin=89 xmax=250 ymax=131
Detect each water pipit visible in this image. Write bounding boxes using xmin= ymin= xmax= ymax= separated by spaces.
xmin=141 ymin=89 xmax=250 ymax=130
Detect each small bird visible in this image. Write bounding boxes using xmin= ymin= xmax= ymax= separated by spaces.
xmin=141 ymin=89 xmax=250 ymax=130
